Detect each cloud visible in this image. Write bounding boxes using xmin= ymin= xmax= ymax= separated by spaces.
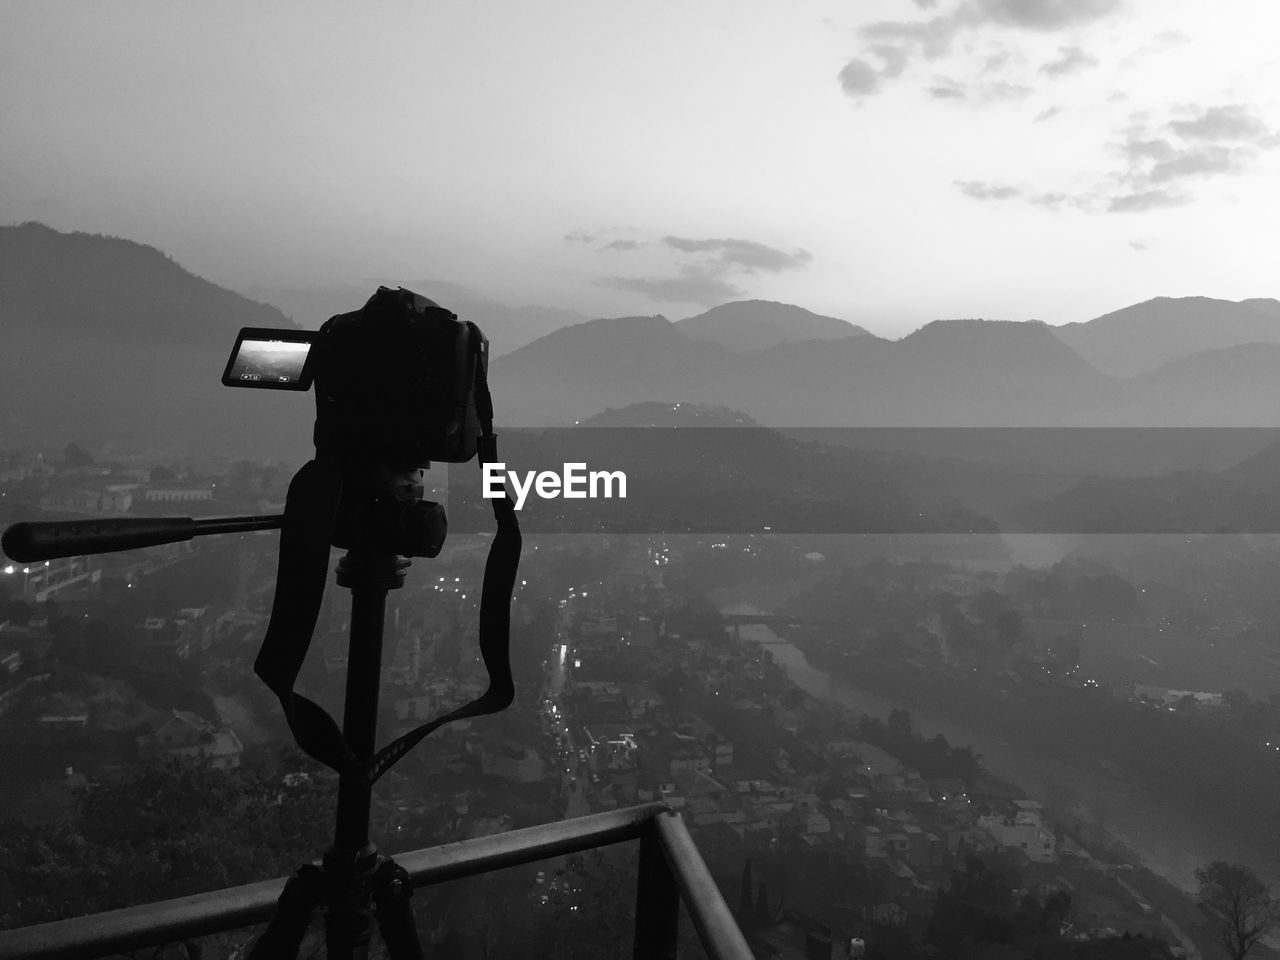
xmin=1121 ymin=136 xmax=1176 ymax=163
xmin=1040 ymin=46 xmax=1098 ymax=78
xmin=1169 ymin=104 xmax=1275 ymax=142
xmin=960 ymin=102 xmax=1279 ymax=216
xmin=979 ymin=80 xmax=1031 ymax=101
xmin=913 ymin=0 xmax=941 ymax=7
xmin=1147 ymin=145 xmax=1246 ymax=183
xmin=1120 ymin=29 xmax=1190 ymax=68
xmin=1111 ymin=104 xmax=1279 ymax=202
xmin=838 ymin=58 xmax=882 ymax=96
xmin=955 ymin=180 xmax=1021 ymax=200
xmin=564 ymin=230 xmax=596 ymax=243
xmin=927 ymin=76 xmax=1029 ymax=102
xmin=595 ymin=233 xmax=811 ymax=305
xmin=861 ymin=9 xmax=968 ymax=60
xmin=974 ymin=0 xmax=1122 ymax=31
xmin=1107 ymin=189 xmax=1187 ymax=212
xmin=1028 ymin=191 xmax=1074 ymax=208
xmin=839 ymin=0 xmax=1123 ymax=102
xmin=599 ymin=265 xmax=744 ymax=305
xmin=1034 ymin=105 xmax=1062 ymax=122
xmin=1129 ymin=240 xmax=1148 ymax=250
xmin=981 ymin=47 xmax=1017 ymax=74
xmin=869 ymin=43 xmax=912 ymax=79
xmin=662 ymin=236 xmax=812 ymax=272
xmin=958 ymin=181 xmax=1089 ymax=208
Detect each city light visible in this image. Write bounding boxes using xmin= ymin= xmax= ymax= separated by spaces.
xmin=2 ymin=566 xmax=12 ymax=575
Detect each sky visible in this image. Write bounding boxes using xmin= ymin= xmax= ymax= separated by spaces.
xmin=3 ymin=0 xmax=1279 ymax=337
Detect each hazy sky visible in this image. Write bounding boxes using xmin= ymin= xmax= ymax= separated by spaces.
xmin=3 ymin=0 xmax=1278 ymax=335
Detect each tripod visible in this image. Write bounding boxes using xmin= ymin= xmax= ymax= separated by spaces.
xmin=248 ymin=549 xmax=425 ymax=960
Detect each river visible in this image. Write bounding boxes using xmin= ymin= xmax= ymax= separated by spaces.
xmin=717 ymin=598 xmax=1279 ymax=895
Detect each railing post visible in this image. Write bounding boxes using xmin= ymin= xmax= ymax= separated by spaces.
xmin=633 ymin=822 xmax=679 ymax=960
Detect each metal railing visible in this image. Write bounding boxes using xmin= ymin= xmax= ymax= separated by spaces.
xmin=0 ymin=802 xmax=754 ymax=960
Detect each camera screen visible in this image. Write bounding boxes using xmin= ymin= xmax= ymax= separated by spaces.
xmin=222 ymin=329 xmax=315 ymax=390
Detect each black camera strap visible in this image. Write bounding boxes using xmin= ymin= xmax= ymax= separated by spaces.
xmin=255 ymin=458 xmax=359 ymax=773
xmin=255 ymin=346 xmax=522 ymax=785
xmin=366 ymin=349 xmax=520 ymax=783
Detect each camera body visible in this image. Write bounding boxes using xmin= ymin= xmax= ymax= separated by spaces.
xmin=312 ymin=286 xmax=488 ymax=468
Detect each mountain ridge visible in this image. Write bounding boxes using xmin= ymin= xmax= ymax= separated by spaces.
xmin=676 ymin=299 xmax=870 ymax=351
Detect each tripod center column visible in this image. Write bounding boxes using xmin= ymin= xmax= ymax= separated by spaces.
xmin=332 ymin=551 xmax=411 ymax=855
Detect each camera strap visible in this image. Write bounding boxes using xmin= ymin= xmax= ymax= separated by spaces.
xmin=254 ymin=458 xmax=358 ymax=773
xmin=254 ymin=341 xmax=522 ymax=785
xmin=365 ymin=349 xmax=521 ymax=783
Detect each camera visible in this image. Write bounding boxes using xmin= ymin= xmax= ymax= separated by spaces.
xmin=223 ymin=286 xmax=490 ymax=466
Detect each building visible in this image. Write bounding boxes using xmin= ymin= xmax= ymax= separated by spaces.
xmin=977 ymin=811 xmax=1057 ymax=863
xmin=144 ymin=486 xmax=214 ymax=503
xmin=38 ymin=487 xmax=101 ymax=514
xmin=141 ymin=708 xmax=244 ymax=770
xmin=478 ymin=738 xmax=545 ymax=783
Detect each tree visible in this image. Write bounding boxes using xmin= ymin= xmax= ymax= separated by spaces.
xmin=1195 ymin=861 xmax=1279 ymax=960
xmin=63 ymin=442 xmax=93 ymax=468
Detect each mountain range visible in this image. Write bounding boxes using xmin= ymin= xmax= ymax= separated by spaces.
xmin=5 ymin=223 xmax=1280 ymax=461
xmin=1054 ymin=295 xmax=1280 ymax=376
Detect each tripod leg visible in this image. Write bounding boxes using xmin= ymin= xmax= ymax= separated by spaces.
xmin=372 ymin=860 xmax=426 ymax=960
xmin=325 ymin=904 xmax=375 ymax=960
xmin=248 ymin=863 xmax=325 ymax=960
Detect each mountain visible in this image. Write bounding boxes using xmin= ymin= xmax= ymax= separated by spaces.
xmin=489 ymin=315 xmax=732 ymax=425
xmin=496 ymin=316 xmax=1118 ymax=426
xmin=248 ymin=279 xmax=586 ymax=357
xmin=676 ymin=300 xmax=871 ymax=352
xmin=0 ymin=223 xmax=313 ymax=460
xmin=1052 ymin=296 xmax=1280 ymax=376
xmin=1120 ymin=344 xmax=1280 ymax=425
xmin=1 ymin=221 xmax=297 ymax=345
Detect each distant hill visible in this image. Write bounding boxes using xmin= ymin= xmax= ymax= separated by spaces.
xmin=1 ymin=221 xmax=296 ymax=345
xmin=249 ymin=279 xmax=587 ymax=357
xmin=1052 ymin=296 xmax=1280 ymax=376
xmin=490 ymin=315 xmax=732 ymax=425
xmin=0 ymin=223 xmax=313 ymax=459
xmin=676 ymin=300 xmax=870 ymax=352
xmin=579 ymin=402 xmax=759 ymax=427
xmin=1119 ymin=344 xmax=1280 ymax=425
